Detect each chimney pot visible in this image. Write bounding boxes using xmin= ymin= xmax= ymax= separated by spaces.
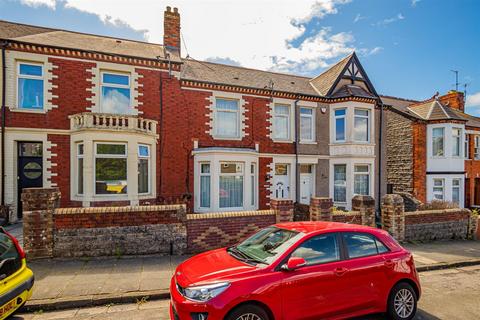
xmin=166 ymin=6 xmax=171 ymax=12
xmin=439 ymin=90 xmax=465 ymax=112
xmin=174 ymin=7 xmax=178 ymax=13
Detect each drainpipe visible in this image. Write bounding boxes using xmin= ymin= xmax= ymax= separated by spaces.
xmin=377 ymin=99 xmax=384 ymax=223
xmin=1 ymin=41 xmax=7 ymax=222
xmin=294 ymin=96 xmax=300 ymax=204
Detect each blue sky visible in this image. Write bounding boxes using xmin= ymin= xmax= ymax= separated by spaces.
xmin=2 ymin=0 xmax=480 ymax=114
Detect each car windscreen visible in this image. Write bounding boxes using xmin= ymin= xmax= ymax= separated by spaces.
xmin=235 ymin=226 xmax=304 ymax=265
xmin=0 ymin=233 xmax=22 ymax=280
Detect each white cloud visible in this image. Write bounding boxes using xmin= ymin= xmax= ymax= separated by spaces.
xmin=20 ymin=0 xmax=55 ymax=8
xmin=19 ymin=0 xmax=376 ymax=75
xmin=411 ymin=0 xmax=421 ymax=7
xmin=466 ymin=92 xmax=480 ymax=108
xmin=353 ymin=13 xmax=366 ymax=23
xmin=374 ymin=13 xmax=405 ymax=26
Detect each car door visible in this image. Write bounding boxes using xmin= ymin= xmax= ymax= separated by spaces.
xmin=280 ymin=233 xmax=353 ymax=320
xmin=337 ymin=232 xmax=390 ymax=315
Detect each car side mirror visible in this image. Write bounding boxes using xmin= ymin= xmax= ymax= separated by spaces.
xmin=281 ymin=257 xmax=306 ymax=271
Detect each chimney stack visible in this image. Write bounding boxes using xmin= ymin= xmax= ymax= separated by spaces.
xmin=439 ymin=90 xmax=465 ymax=112
xmin=164 ymin=6 xmax=181 ymax=54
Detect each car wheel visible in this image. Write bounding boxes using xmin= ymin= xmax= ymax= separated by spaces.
xmin=226 ymin=304 xmax=269 ymax=320
xmin=387 ymin=282 xmax=417 ymax=320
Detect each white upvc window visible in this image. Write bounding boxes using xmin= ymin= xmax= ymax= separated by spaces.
xmin=100 ymin=71 xmax=131 ymax=114
xmin=274 ymin=104 xmax=291 ymax=140
xmin=432 ymin=127 xmax=445 ymax=157
xmin=353 ymin=109 xmax=369 ymax=142
xmin=199 ymin=163 xmax=211 ymax=208
xmin=432 ymin=179 xmax=444 ymax=200
xmin=215 ymin=98 xmax=240 ymax=138
xmin=333 ymin=164 xmax=347 ymax=203
xmin=300 ymin=107 xmax=315 ymax=142
xmin=465 ymin=134 xmax=470 ymax=159
xmin=219 ymin=163 xmax=244 ymax=209
xmin=354 ymin=165 xmax=370 ymax=196
xmin=334 ymin=109 xmax=346 ymax=142
xmin=94 ymin=143 xmax=128 ymax=195
xmin=138 ymin=145 xmax=150 ymax=194
xmin=77 ymin=143 xmax=84 ymax=195
xmin=17 ymin=62 xmax=44 ymax=110
xmin=250 ymin=164 xmax=256 ymax=206
xmin=452 ymin=128 xmax=462 ymax=157
xmin=475 ymin=136 xmax=480 ymax=160
xmin=452 ymin=179 xmax=461 ymax=204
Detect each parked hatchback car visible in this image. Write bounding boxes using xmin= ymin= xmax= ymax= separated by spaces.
xmin=0 ymin=228 xmax=34 ymax=319
xmin=170 ymin=222 xmax=421 ymax=320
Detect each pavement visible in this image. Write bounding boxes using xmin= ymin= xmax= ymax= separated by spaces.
xmin=15 ymin=265 xmax=480 ymax=319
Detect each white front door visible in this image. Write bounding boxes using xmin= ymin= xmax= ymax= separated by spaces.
xmin=274 ymin=164 xmax=290 ymax=199
xmin=300 ymin=164 xmax=314 ymax=204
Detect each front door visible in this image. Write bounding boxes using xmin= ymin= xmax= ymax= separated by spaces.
xmin=300 ymin=164 xmax=314 ymax=204
xmin=274 ymin=164 xmax=289 ymax=199
xmin=17 ymin=142 xmax=43 ymax=218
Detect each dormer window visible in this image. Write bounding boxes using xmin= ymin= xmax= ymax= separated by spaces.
xmin=100 ymin=72 xmax=131 ymax=114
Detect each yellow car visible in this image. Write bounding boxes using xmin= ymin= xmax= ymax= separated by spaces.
xmin=0 ymin=228 xmax=34 ymax=319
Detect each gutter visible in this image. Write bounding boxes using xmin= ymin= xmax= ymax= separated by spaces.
xmin=1 ymin=41 xmax=7 ymax=222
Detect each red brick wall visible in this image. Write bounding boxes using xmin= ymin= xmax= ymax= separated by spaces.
xmin=259 ymin=157 xmax=273 ymax=209
xmin=186 ymin=212 xmax=276 ymax=253
xmin=47 ymin=134 xmax=72 ymax=207
xmin=412 ymin=122 xmax=427 ymax=202
xmin=405 ymin=210 xmax=470 ymax=225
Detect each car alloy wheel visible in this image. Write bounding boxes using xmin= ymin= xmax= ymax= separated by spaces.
xmin=236 ymin=314 xmax=263 ymax=320
xmin=394 ymin=288 xmax=415 ymax=318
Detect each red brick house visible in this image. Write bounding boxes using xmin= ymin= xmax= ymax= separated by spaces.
xmin=384 ymin=91 xmax=480 ymax=208
xmin=0 ymin=7 xmax=386 ymax=222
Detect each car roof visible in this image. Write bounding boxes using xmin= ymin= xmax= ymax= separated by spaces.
xmin=274 ymin=221 xmax=380 ymax=235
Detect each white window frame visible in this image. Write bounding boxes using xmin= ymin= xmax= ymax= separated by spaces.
xmin=333 ymin=164 xmax=347 ymax=203
xmin=432 ymin=127 xmax=445 ymax=157
xmin=250 ymin=163 xmax=256 ymax=206
xmin=353 ymin=109 xmax=370 ymax=143
xmin=465 ymin=133 xmax=470 ymax=159
xmin=300 ymin=107 xmax=315 ymax=142
xmin=214 ymin=98 xmax=240 ymax=139
xmin=452 ymin=127 xmax=462 ymax=157
xmin=76 ymin=143 xmax=84 ymax=195
xmin=432 ymin=178 xmax=445 ymax=200
xmin=334 ymin=108 xmax=346 ymax=143
xmin=100 ymin=71 xmax=132 ymax=113
xmin=273 ymin=104 xmax=291 ymax=141
xmin=452 ymin=179 xmax=461 ymax=204
xmin=199 ymin=162 xmax=211 ymax=208
xmin=219 ymin=162 xmax=245 ymax=209
xmin=16 ymin=61 xmax=45 ymax=110
xmin=137 ymin=144 xmax=151 ymax=195
xmin=475 ymin=136 xmax=480 ymax=160
xmin=353 ymin=164 xmax=370 ymax=196
xmin=94 ymin=142 xmax=128 ymax=196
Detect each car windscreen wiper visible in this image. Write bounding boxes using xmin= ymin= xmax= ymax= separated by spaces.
xmin=227 ymin=246 xmax=266 ymax=265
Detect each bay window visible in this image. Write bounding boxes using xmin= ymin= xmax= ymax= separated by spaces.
xmin=100 ymin=72 xmax=131 ymax=114
xmin=95 ymin=143 xmax=127 ymax=195
xmin=333 ymin=164 xmax=347 ymax=203
xmin=300 ymin=107 xmax=314 ymax=142
xmin=432 ymin=128 xmax=445 ymax=157
xmin=200 ymin=163 xmax=211 ymax=208
xmin=274 ymin=104 xmax=290 ymax=140
xmin=17 ymin=62 xmax=44 ymax=110
xmin=452 ymin=179 xmax=460 ymax=204
xmin=77 ymin=144 xmax=84 ymax=195
xmin=215 ymin=98 xmax=240 ymax=138
xmin=354 ymin=165 xmax=370 ymax=195
xmin=219 ymin=163 xmax=244 ymax=208
xmin=334 ymin=109 xmax=346 ymax=142
xmin=452 ymin=128 xmax=461 ymax=157
xmin=432 ymin=179 xmax=444 ymax=200
xmin=138 ymin=145 xmax=150 ymax=194
xmin=465 ymin=134 xmax=470 ymax=159
xmin=354 ymin=109 xmax=369 ymax=142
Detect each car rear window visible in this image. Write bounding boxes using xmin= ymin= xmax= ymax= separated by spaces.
xmin=0 ymin=233 xmax=22 ymax=280
xmin=343 ymin=233 xmax=390 ymax=259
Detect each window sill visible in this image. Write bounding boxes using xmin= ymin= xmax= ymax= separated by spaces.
xmin=300 ymin=141 xmax=317 ymax=145
xmin=272 ymin=139 xmax=294 ymax=144
xmin=212 ymin=136 xmax=242 ymax=141
xmin=9 ymin=107 xmax=46 ymax=114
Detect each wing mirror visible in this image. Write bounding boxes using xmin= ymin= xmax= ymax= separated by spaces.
xmin=281 ymin=257 xmax=306 ymax=271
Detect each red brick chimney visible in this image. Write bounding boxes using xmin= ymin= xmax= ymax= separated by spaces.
xmin=439 ymin=90 xmax=465 ymax=112
xmin=164 ymin=6 xmax=181 ymax=54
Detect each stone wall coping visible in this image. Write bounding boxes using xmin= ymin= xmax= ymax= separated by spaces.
xmin=405 ymin=208 xmax=471 ymax=216
xmin=53 ymin=204 xmax=186 ymax=215
xmin=187 ymin=210 xmax=275 ymax=220
xmin=333 ymin=210 xmax=361 ymax=216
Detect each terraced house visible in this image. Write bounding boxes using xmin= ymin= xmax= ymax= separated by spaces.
xmin=384 ymin=91 xmax=480 ymax=208
xmin=0 ymin=7 xmax=386 ymax=222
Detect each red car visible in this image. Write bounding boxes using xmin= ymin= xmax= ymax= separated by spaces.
xmin=170 ymin=222 xmax=421 ymax=320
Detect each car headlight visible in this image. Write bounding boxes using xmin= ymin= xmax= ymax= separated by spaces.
xmin=183 ymin=282 xmax=230 ymax=302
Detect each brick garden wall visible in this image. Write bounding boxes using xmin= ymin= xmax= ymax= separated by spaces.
xmin=186 ymin=210 xmax=276 ymax=253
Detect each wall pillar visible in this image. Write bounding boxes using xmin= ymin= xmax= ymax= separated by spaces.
xmin=310 ymin=197 xmax=333 ymax=221
xmin=271 ymin=199 xmax=294 ymax=223
xmin=381 ymin=194 xmax=405 ymax=241
xmin=352 ymin=195 xmax=376 ymax=227
xmin=22 ymin=187 xmax=61 ymax=259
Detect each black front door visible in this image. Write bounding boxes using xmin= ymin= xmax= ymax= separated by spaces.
xmin=17 ymin=142 xmax=43 ymax=219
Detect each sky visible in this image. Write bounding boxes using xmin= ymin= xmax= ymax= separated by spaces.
xmin=2 ymin=0 xmax=480 ymax=115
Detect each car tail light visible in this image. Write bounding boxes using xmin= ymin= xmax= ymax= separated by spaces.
xmin=1 ymin=228 xmax=25 ymax=259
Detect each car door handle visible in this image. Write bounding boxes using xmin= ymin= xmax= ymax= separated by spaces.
xmin=334 ymin=267 xmax=348 ymax=276
xmin=384 ymin=260 xmax=394 ymax=269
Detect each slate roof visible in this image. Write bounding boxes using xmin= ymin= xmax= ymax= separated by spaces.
xmin=0 ymin=20 xmax=179 ymax=62
xmin=408 ymin=99 xmax=465 ymax=121
xmin=330 ymin=84 xmax=376 ymax=99
xmin=309 ymin=53 xmax=352 ymax=96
